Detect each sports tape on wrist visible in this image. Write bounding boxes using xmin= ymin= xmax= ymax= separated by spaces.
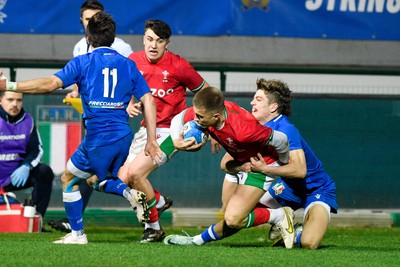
xmin=6 ymin=81 xmax=17 ymax=91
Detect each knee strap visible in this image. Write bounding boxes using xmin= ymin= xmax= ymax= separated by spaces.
xmin=64 ymin=177 xmax=82 ymax=193
xmin=222 ymin=220 xmax=240 ymax=238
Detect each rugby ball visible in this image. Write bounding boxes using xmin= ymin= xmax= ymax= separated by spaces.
xmin=183 ymin=120 xmax=208 ymax=145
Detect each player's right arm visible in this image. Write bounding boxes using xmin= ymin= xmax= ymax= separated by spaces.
xmin=0 ymin=73 xmax=63 ymax=94
xmin=250 ymin=149 xmax=307 ymax=179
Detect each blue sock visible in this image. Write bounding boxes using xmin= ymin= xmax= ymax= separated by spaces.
xmin=100 ymin=177 xmax=129 ymax=197
xmin=296 ymin=232 xmax=302 ymax=248
xmin=63 ymin=191 xmax=84 ymax=231
xmin=200 ymin=224 xmax=222 ymax=243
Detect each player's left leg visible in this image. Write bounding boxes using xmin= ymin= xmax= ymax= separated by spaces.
xmin=221 ymin=174 xmax=238 ymax=213
xmin=53 ymin=166 xmax=87 ymax=245
xmin=173 ymin=185 xmax=263 ymax=247
xmin=125 ymin=132 xmax=176 ymax=242
xmin=228 ymin=173 xmax=294 ymax=249
xmin=224 ymin=183 xmax=265 ymax=229
xmin=125 ymin=151 xmax=164 ymax=242
xmin=165 ymin=172 xmax=294 ymax=248
xmin=48 ymin=175 xmax=94 ymax=233
xmin=296 ymin=180 xmax=337 ymax=249
xmin=165 ymin=182 xmax=263 ymax=246
xmin=300 ymin=201 xmax=330 ymax=249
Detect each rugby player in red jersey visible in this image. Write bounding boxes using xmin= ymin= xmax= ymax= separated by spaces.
xmin=118 ymin=20 xmax=210 ymax=242
xmin=166 ymin=87 xmax=296 ymax=249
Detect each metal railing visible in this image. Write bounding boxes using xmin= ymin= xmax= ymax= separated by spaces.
xmin=2 ymin=60 xmax=400 ymax=92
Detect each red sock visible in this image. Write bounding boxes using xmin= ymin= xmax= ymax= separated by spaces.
xmin=251 ymin=207 xmax=271 ymax=227
xmin=153 ymin=189 xmax=161 ymax=203
xmin=147 ymin=197 xmax=159 ymax=223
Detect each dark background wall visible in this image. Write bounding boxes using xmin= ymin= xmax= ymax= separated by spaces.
xmin=18 ymin=93 xmax=400 ymax=209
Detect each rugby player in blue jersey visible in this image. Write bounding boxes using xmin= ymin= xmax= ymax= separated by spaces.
xmin=165 ymin=79 xmax=337 ymax=249
xmin=225 ymin=79 xmax=338 ymax=249
xmin=0 ymin=12 xmax=161 ymax=244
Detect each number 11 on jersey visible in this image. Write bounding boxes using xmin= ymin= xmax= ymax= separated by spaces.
xmin=102 ymin=68 xmax=117 ymax=98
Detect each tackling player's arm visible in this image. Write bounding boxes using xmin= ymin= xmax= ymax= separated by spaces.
xmin=220 ymin=152 xmax=251 ymax=174
xmin=250 ymin=149 xmax=307 ymax=179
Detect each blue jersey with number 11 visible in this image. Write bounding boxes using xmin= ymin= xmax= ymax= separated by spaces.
xmin=54 ymin=47 xmax=150 ymax=145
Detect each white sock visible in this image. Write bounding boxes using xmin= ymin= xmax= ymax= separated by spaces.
xmin=122 ymin=188 xmax=131 ymax=201
xmin=145 ymin=221 xmax=160 ymax=231
xmin=156 ymin=196 xmax=165 ymax=209
xmin=259 ymin=191 xmax=281 ymax=208
xmin=71 ymin=229 xmax=85 ymax=238
xmin=192 ymin=234 xmax=205 ymax=245
xmin=268 ymin=208 xmax=285 ymax=224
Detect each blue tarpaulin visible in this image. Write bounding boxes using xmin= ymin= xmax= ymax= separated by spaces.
xmin=0 ymin=0 xmax=398 ymax=40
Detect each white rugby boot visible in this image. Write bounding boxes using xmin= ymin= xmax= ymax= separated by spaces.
xmin=53 ymin=233 xmax=88 ymax=245
xmin=274 ymin=207 xmax=295 ymax=249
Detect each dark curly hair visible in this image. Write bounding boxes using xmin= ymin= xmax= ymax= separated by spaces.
xmin=256 ymin=78 xmax=293 ymax=116
xmin=87 ymin=12 xmax=115 ymax=48
xmin=80 ymin=1 xmax=104 ymax=15
xmin=144 ymin=20 xmax=171 ymax=40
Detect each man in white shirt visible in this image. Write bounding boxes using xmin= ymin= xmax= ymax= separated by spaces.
xmin=73 ymin=0 xmax=132 ymax=57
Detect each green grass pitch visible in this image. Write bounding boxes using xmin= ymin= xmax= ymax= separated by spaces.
xmin=1 ymin=226 xmax=400 ymax=266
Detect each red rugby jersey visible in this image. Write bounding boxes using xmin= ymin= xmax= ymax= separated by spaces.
xmin=129 ymin=51 xmax=205 ymax=128
xmin=183 ymin=101 xmax=279 ymax=164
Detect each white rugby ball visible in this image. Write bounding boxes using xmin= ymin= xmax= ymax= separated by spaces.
xmin=183 ymin=120 xmax=208 ymax=145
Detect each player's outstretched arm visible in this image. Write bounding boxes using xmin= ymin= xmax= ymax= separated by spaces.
xmin=0 ymin=73 xmax=63 ymax=94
